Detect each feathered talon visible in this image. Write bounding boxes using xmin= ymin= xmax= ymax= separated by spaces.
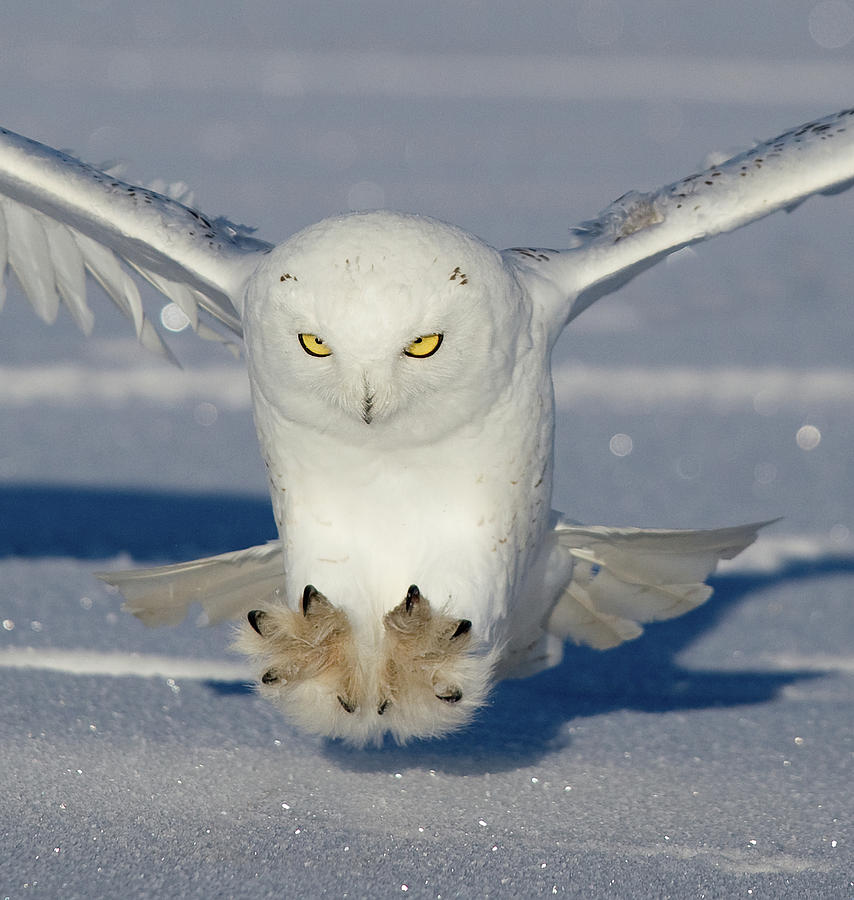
xmin=405 ymin=584 xmax=420 ymax=612
xmin=435 ymin=687 xmax=463 ymax=703
xmin=451 ymin=619 xmax=472 ymax=639
xmin=247 ymin=609 xmax=267 ymax=635
xmin=233 ymin=582 xmax=494 ymax=745
xmin=236 ymin=583 xmax=357 ymax=706
xmin=337 ymin=695 xmax=357 ymax=714
xmin=301 ymin=584 xmax=321 ymax=616
xmin=379 ymin=586 xmax=489 ymax=732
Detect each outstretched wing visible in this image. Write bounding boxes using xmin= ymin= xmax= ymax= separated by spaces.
xmin=546 ymin=520 xmax=771 ymax=651
xmin=99 ymin=540 xmax=285 ymax=628
xmin=504 ymin=107 xmax=854 ymax=334
xmin=0 ymin=125 xmax=273 ymax=356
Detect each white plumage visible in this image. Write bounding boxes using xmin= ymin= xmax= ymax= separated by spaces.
xmin=1 ymin=109 xmax=852 ymax=744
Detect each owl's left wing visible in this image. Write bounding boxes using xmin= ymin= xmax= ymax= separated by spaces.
xmin=545 ymin=520 xmax=771 ymax=652
xmin=98 ymin=540 xmax=285 ymax=627
xmin=504 ymin=107 xmax=854 ymax=334
xmin=0 ymin=125 xmax=273 ymax=357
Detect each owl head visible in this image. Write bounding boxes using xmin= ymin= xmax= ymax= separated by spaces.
xmin=242 ymin=211 xmax=529 ymax=444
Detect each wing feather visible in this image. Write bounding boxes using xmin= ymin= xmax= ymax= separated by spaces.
xmin=98 ymin=540 xmax=285 ymax=628
xmin=0 ymin=204 xmax=7 ymax=309
xmin=0 ymin=125 xmax=273 ymax=348
xmin=72 ymin=228 xmax=146 ymax=336
xmin=505 ymin=107 xmax=854 ymax=332
xmin=40 ymin=215 xmax=93 ymax=334
xmin=3 ymin=202 xmax=60 ymax=323
xmin=547 ymin=520 xmax=772 ymax=650
xmin=127 ymin=264 xmax=200 ymax=332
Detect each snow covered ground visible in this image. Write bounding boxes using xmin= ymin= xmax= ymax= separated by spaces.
xmin=1 ymin=2 xmax=853 ymax=896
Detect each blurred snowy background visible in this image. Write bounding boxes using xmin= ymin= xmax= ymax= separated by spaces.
xmin=1 ymin=1 xmax=853 ymax=897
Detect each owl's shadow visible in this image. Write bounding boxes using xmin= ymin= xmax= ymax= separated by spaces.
xmin=1 ymin=484 xmax=846 ymax=774
xmin=326 ymin=556 xmax=851 ymax=774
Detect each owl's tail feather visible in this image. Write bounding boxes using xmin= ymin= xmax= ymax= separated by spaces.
xmin=547 ymin=520 xmax=776 ymax=650
xmin=96 ymin=540 xmax=285 ymax=627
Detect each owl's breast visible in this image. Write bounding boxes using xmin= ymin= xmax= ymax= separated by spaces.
xmin=259 ymin=414 xmax=553 ymax=640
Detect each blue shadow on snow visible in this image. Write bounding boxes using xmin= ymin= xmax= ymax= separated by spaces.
xmin=0 ymin=482 xmax=276 ymax=561
xmin=329 ymin=556 xmax=852 ymax=772
xmin=3 ymin=483 xmax=850 ymax=771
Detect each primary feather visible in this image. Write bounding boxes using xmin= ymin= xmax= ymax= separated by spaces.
xmin=0 ymin=125 xmax=271 ymax=353
xmin=505 ymin=107 xmax=854 ymax=331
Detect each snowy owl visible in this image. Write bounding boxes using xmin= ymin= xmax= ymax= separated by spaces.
xmin=1 ymin=109 xmax=852 ymax=744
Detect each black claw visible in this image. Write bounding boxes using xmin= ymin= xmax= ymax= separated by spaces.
xmin=436 ymin=688 xmax=463 ymax=704
xmin=451 ymin=619 xmax=472 ymax=639
xmin=302 ymin=584 xmax=317 ymax=616
xmin=405 ymin=584 xmax=420 ymax=613
xmin=247 ymin=609 xmax=266 ymax=635
xmin=377 ymin=699 xmax=391 ymax=716
xmin=337 ymin=695 xmax=356 ymax=714
xmin=261 ymin=669 xmax=279 ymax=685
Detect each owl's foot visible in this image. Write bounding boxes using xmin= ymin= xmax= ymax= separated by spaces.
xmin=243 ymin=583 xmax=357 ymax=699
xmin=380 ymin=584 xmax=474 ymax=708
xmin=235 ymin=583 xmax=494 ymax=745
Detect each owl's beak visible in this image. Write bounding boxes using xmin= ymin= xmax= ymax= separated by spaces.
xmin=361 ymin=378 xmax=375 ymax=425
xmin=361 ymin=391 xmax=374 ymax=424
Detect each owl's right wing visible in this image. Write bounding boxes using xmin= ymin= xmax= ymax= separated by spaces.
xmin=504 ymin=107 xmax=854 ymax=336
xmin=0 ymin=125 xmax=273 ymax=357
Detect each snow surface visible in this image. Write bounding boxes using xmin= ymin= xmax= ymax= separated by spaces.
xmin=1 ymin=2 xmax=854 ymax=897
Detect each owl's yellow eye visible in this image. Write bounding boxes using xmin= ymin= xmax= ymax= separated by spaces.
xmin=404 ymin=333 xmax=443 ymax=358
xmin=298 ymin=333 xmax=332 ymax=357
